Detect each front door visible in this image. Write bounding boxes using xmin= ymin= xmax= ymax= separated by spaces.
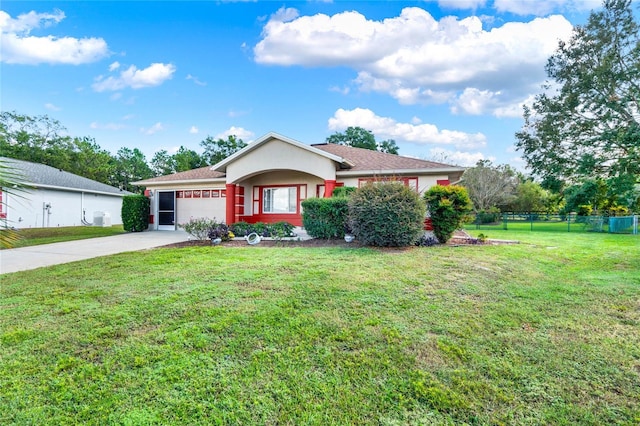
xmin=157 ymin=191 xmax=176 ymax=230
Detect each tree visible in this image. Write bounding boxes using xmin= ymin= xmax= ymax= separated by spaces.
xmin=326 ymin=127 xmax=399 ymax=154
xmin=0 ymin=112 xmax=117 ymax=186
xmin=515 ymin=0 xmax=640 ymax=201
xmin=150 ymin=149 xmax=177 ymax=176
xmin=460 ymin=160 xmax=519 ymax=211
xmin=111 ymin=147 xmax=153 ymax=193
xmin=0 ymin=111 xmax=71 ymax=167
xmin=200 ymin=135 xmax=247 ymax=165
xmin=506 ymin=181 xmax=553 ymax=213
xmin=68 ymin=137 xmax=115 ymax=184
xmin=173 ymin=146 xmax=205 ymax=172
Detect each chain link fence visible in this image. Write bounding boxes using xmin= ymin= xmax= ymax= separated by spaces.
xmin=470 ymin=212 xmax=638 ymax=234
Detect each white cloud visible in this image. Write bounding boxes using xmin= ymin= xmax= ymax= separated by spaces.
xmin=0 ymin=10 xmax=109 ymax=65
xmin=90 ymin=122 xmax=125 ymax=131
xmin=328 ymin=107 xmax=487 ymax=150
xmin=329 ymin=85 xmax=350 ymax=95
xmin=270 ymin=6 xmax=300 ymax=23
xmin=493 ymin=0 xmax=601 ymax=16
xmin=44 ymin=103 xmax=60 ymax=111
xmin=426 ymin=148 xmax=493 ymax=167
xmin=110 ymin=93 xmax=122 ymax=101
xmin=189 ymin=126 xmax=199 ymax=134
xmin=92 ymin=63 xmax=176 ymax=92
xmin=254 ymin=7 xmax=573 ymax=116
xmin=186 ymin=74 xmax=206 ymax=86
xmin=437 ymin=0 xmax=486 ymax=10
xmin=213 ymin=126 xmax=254 ymax=141
xmin=109 ymin=61 xmax=120 ymax=71
xmin=140 ymin=122 xmax=165 ymax=135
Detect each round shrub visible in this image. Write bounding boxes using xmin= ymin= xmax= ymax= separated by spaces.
xmin=348 ymin=182 xmax=425 ymax=247
xmin=424 ymin=185 xmax=472 ymax=243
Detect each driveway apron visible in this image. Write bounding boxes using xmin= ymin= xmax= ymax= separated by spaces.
xmin=0 ymin=231 xmax=189 ymax=274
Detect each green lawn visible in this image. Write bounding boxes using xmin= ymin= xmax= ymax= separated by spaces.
xmin=1 ymin=232 xmax=639 ymax=425
xmin=3 ymin=225 xmax=126 ymax=248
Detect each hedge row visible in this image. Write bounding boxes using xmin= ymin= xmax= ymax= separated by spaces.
xmin=302 ymin=183 xmax=472 ymax=246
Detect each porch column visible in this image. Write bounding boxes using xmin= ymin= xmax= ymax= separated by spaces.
xmin=225 ymin=183 xmax=236 ymax=225
xmin=324 ymin=180 xmax=336 ymax=198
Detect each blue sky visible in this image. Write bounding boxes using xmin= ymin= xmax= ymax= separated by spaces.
xmin=1 ymin=0 xmax=615 ymax=169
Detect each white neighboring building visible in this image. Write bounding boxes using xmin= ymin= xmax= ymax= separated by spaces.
xmin=1 ymin=157 xmax=131 ymax=229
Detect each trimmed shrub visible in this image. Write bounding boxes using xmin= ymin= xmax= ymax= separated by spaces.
xmin=424 ymin=185 xmax=472 ymax=243
xmin=332 ymin=186 xmax=356 ymax=198
xmin=121 ymin=195 xmax=150 ymax=232
xmin=301 ymin=197 xmax=349 ymax=239
xmin=270 ymin=221 xmax=296 ymax=239
xmin=348 ymin=182 xmax=425 ymax=247
xmin=229 ymin=221 xmax=296 ymax=238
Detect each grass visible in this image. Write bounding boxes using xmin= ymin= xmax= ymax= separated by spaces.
xmin=2 ymin=225 xmax=126 ymax=248
xmin=1 ymin=232 xmax=639 ymax=425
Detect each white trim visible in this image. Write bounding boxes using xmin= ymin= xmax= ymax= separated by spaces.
xmin=24 ymin=183 xmax=128 ymax=197
xmin=134 ymin=178 xmax=226 ymax=186
xmin=211 ymin=132 xmax=353 ymax=172
xmin=336 ymin=167 xmax=465 ymax=177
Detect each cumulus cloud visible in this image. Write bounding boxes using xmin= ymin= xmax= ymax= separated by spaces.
xmin=109 ymin=61 xmax=120 ymax=71
xmin=92 ymin=63 xmax=176 ymax=92
xmin=189 ymin=126 xmax=199 ymax=134
xmin=255 ymin=7 xmax=573 ymax=116
xmin=0 ymin=9 xmax=109 ymax=65
xmin=213 ymin=126 xmax=255 ymax=142
xmin=140 ymin=122 xmax=165 ymax=135
xmin=328 ymin=108 xmax=487 ymax=150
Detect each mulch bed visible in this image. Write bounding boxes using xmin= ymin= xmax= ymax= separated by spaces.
xmin=160 ymin=230 xmax=518 ymax=249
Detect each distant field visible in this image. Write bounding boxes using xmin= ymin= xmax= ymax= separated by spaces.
xmin=3 ymin=225 xmax=126 ymax=248
xmin=1 ymin=231 xmax=638 ymax=424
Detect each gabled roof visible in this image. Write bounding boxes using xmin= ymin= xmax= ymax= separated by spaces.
xmin=313 ymin=143 xmax=464 ymax=174
xmin=131 ymin=133 xmax=465 ymax=186
xmin=134 ymin=165 xmax=225 ymax=186
xmin=1 ymin=157 xmax=130 ymax=196
xmin=212 ymin=132 xmax=354 ymax=172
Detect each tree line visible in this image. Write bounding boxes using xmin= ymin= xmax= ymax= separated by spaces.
xmin=0 ymin=110 xmax=398 ymax=194
xmin=0 ymin=111 xmax=249 ymax=193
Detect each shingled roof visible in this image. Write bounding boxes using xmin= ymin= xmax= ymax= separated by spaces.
xmin=134 ymin=165 xmax=226 ymax=185
xmin=132 ymin=136 xmax=464 ymax=186
xmin=2 ymin=157 xmax=129 ymax=196
xmin=312 ymin=143 xmax=460 ymax=172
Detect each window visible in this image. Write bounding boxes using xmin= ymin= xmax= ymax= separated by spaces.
xmin=263 ymin=187 xmax=297 ymax=213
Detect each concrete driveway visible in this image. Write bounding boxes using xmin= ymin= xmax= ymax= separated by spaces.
xmin=0 ymin=231 xmax=190 ymax=275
